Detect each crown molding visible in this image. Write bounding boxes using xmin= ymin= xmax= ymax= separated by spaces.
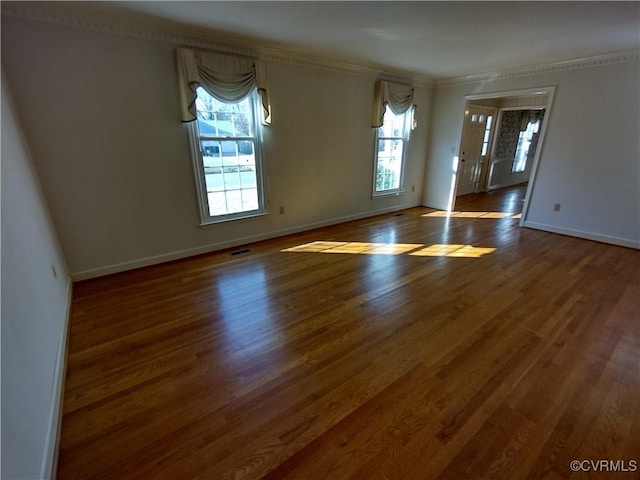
xmin=436 ymin=50 xmax=640 ymax=88
xmin=4 ymin=2 xmax=636 ymax=90
xmin=0 ymin=2 xmax=435 ymax=87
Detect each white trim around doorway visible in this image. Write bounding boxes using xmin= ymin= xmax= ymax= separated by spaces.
xmin=459 ymin=86 xmax=556 ymax=227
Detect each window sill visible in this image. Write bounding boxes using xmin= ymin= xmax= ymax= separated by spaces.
xmin=199 ymin=211 xmax=269 ymax=227
xmin=372 ymin=190 xmax=404 ymax=199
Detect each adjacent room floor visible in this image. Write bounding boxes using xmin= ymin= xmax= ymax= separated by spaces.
xmin=57 ymin=186 xmax=639 ymax=479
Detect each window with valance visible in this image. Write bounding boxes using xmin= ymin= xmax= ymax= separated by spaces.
xmin=371 ymin=80 xmax=416 ymax=129
xmin=371 ymin=80 xmax=416 ymax=196
xmin=176 ymin=47 xmax=270 ymax=223
xmin=177 ymin=47 xmax=271 ymax=125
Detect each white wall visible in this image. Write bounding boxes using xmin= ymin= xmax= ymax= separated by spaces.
xmin=424 ymin=57 xmax=640 ymax=248
xmin=1 ymin=16 xmax=431 ymax=279
xmin=1 ymin=74 xmax=71 ymax=479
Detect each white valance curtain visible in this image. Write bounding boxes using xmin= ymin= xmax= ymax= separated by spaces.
xmin=176 ymin=47 xmax=271 ymax=125
xmin=371 ymin=80 xmax=416 ymax=129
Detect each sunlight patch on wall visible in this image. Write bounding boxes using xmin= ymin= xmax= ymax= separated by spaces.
xmin=423 ymin=211 xmax=519 ymax=219
xmin=281 ymin=241 xmax=496 ymax=258
xmin=447 ymin=156 xmax=459 ymax=212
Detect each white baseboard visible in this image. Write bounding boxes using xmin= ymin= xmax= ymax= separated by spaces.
xmin=422 ymin=201 xmax=449 ymax=211
xmin=71 ymin=202 xmax=420 ymax=280
xmin=488 ymin=180 xmax=528 ymax=191
xmin=523 ymin=221 xmax=640 ymax=250
xmin=42 ymin=276 xmax=73 ymax=480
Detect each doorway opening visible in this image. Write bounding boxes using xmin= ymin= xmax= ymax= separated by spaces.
xmin=452 ymin=87 xmax=555 ymax=223
xmin=454 ymin=184 xmax=528 ymax=218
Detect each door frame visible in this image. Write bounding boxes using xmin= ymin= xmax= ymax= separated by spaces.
xmin=452 ymin=86 xmax=556 ymax=227
xmin=485 ymin=105 xmax=546 ymax=191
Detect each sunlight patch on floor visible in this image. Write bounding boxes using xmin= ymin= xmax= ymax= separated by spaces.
xmin=282 ymin=241 xmax=496 ymax=258
xmin=423 ymin=211 xmax=519 ymax=219
xmin=409 ymin=244 xmax=496 ymax=258
xmin=282 ymin=241 xmax=349 ymax=252
xmin=281 ymin=241 xmax=422 ymax=255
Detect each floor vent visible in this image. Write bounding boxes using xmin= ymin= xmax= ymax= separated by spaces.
xmin=230 ymin=248 xmax=251 ymax=256
xmin=394 ymin=213 xmax=404 ymax=216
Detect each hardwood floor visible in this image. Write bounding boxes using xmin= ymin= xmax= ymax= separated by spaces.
xmin=57 ymin=186 xmax=639 ymax=479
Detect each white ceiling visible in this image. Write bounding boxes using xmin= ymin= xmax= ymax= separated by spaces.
xmin=15 ymin=1 xmax=640 ymax=79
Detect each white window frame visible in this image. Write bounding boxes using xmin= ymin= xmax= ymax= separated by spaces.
xmin=187 ymin=88 xmax=266 ymax=225
xmin=372 ymin=107 xmax=412 ymax=197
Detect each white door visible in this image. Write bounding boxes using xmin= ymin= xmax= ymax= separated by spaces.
xmin=457 ymin=106 xmax=495 ymax=196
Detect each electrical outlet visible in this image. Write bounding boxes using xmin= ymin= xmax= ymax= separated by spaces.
xmin=412 ymin=185 xmax=415 ymax=192
xmin=553 ymin=203 xmax=561 ymax=212
xmin=279 ymin=206 xmax=285 ymax=214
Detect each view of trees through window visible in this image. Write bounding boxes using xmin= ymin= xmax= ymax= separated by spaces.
xmin=194 ymin=87 xmax=262 ymax=218
xmin=374 ymin=107 xmax=409 ymax=194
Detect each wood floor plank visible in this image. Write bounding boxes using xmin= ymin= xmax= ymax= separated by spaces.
xmin=56 ymin=186 xmax=640 ymax=479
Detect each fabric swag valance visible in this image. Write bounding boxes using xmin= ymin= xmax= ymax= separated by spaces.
xmin=176 ymin=47 xmax=271 ymax=125
xmin=371 ymin=80 xmax=416 ymax=129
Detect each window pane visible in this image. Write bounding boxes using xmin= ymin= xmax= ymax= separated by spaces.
xmin=379 ymin=108 xmax=405 ymax=137
xmin=239 ymin=141 xmax=254 ymax=156
xmin=240 ymin=169 xmax=257 ymax=188
xmin=223 ymin=170 xmax=241 ymax=190
xmin=219 ymin=140 xmax=239 ymax=167
xmin=241 ymin=188 xmax=259 ymax=211
xmin=207 ymin=191 xmax=228 ymax=216
xmin=375 ymin=139 xmax=403 ymax=191
xmin=205 ymin=171 xmax=224 ymax=192
xmin=196 ymin=95 xmax=254 ymax=136
xmin=377 ymin=139 xmax=404 ymax=164
xmin=226 ymin=190 xmax=245 ymax=214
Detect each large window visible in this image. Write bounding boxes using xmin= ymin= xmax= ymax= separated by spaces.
xmin=373 ymin=106 xmax=411 ymax=195
xmin=191 ymin=87 xmax=265 ymax=222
